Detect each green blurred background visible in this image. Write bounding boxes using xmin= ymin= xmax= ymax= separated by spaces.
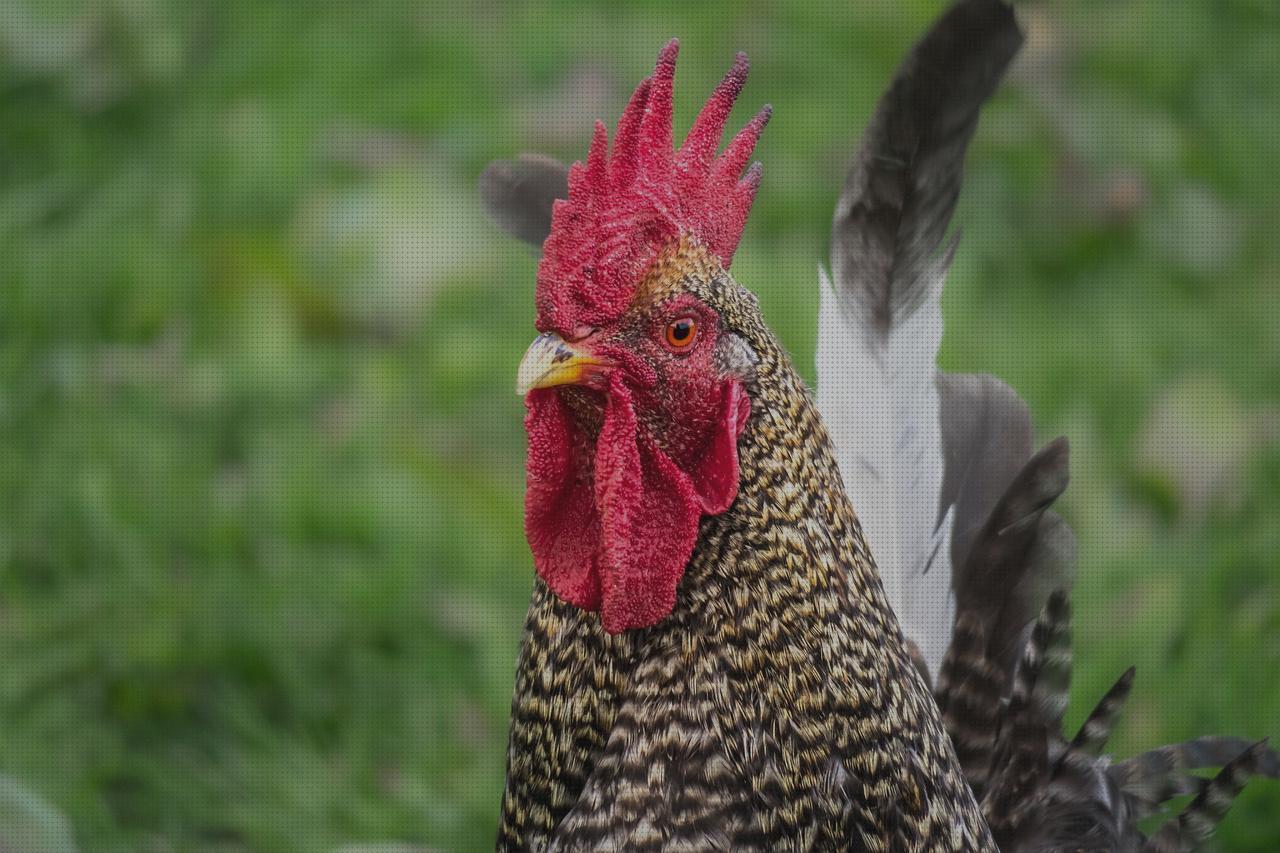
xmin=1 ymin=0 xmax=1277 ymax=850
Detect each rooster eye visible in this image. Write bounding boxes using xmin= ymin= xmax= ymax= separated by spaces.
xmin=664 ymin=317 xmax=698 ymax=350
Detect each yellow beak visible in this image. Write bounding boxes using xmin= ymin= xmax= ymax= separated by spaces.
xmin=516 ymin=333 xmax=612 ymax=396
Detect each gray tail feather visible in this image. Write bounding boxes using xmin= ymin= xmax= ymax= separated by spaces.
xmin=1023 ymin=588 xmax=1073 ymax=734
xmin=951 ymin=437 xmax=1075 ymax=696
xmin=828 ymin=0 xmax=1023 ymax=336
xmin=478 ymin=154 xmax=568 ymax=247
xmin=819 ymin=0 xmax=1024 ymax=682
xmin=1140 ymin=740 xmax=1273 ymax=853
xmin=937 ymin=373 xmax=1035 ymax=582
xmin=1115 ymin=735 xmax=1280 ymax=823
xmin=936 ymin=434 xmax=1276 ymax=849
xmin=979 ymin=594 xmax=1062 ymax=846
xmin=935 ymin=611 xmax=1004 ymax=795
xmin=1114 ymin=735 xmax=1280 ymax=786
xmin=1069 ymin=666 xmax=1135 ymax=757
xmin=826 ymin=0 xmax=1033 ymax=686
xmin=941 ymin=578 xmax=1278 ymax=850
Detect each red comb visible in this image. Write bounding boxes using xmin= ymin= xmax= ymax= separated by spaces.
xmin=535 ymin=40 xmax=771 ymax=334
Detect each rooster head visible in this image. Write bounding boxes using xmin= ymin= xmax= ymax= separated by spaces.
xmin=516 ymin=40 xmax=770 ymax=633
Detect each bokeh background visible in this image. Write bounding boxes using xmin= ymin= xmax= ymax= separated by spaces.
xmin=1 ymin=0 xmax=1278 ymax=850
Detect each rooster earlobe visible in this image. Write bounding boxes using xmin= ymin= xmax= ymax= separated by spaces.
xmin=692 ymin=379 xmax=750 ymax=515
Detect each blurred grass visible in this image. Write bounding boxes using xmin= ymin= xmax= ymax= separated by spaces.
xmin=0 ymin=0 xmax=1278 ymax=850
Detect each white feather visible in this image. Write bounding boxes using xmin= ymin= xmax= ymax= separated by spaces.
xmin=814 ymin=266 xmax=954 ymax=677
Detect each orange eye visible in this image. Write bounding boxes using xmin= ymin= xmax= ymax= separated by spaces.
xmin=664 ymin=317 xmax=698 ymax=349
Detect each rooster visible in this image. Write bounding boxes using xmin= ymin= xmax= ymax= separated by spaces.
xmin=481 ymin=1 xmax=1277 ymax=849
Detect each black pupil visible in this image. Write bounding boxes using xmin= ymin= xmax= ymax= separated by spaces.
xmin=671 ymin=321 xmax=692 ymax=341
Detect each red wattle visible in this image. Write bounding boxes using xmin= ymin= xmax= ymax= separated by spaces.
xmin=593 ymin=379 xmax=702 ymax=633
xmin=523 ymin=375 xmax=748 ymax=633
xmin=524 ymin=389 xmax=602 ymax=610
